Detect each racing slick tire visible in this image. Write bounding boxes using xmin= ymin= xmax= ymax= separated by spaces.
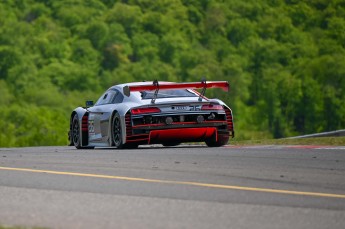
xmin=112 ymin=112 xmax=138 ymax=149
xmin=205 ymin=133 xmax=229 ymax=147
xmin=71 ymin=115 xmax=82 ymax=149
xmin=112 ymin=112 xmax=124 ymax=148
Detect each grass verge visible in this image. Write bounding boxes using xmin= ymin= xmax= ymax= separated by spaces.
xmin=0 ymin=225 xmax=47 ymax=229
xmin=231 ymin=137 xmax=345 ymax=146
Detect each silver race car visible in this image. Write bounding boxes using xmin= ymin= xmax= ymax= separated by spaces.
xmin=68 ymin=80 xmax=234 ymax=149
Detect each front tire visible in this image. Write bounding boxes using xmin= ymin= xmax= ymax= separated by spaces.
xmin=72 ymin=115 xmax=82 ymax=149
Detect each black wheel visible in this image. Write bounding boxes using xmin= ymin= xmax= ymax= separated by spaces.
xmin=112 ymin=113 xmax=125 ymax=148
xmin=112 ymin=113 xmax=139 ymax=149
xmin=205 ymin=133 xmax=229 ymax=147
xmin=72 ymin=115 xmax=82 ymax=149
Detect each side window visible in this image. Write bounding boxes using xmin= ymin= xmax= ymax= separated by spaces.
xmin=112 ymin=90 xmax=124 ymax=104
xmin=95 ymin=90 xmax=117 ymax=106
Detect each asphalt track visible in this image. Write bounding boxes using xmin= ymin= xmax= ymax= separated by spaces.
xmin=0 ymin=145 xmax=344 ymax=229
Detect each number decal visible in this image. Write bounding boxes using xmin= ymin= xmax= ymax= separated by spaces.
xmin=89 ymin=120 xmax=95 ymax=134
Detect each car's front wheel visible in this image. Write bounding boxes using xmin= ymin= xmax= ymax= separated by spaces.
xmin=72 ymin=115 xmax=82 ymax=149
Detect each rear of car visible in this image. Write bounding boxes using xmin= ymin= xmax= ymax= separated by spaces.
xmin=123 ymin=83 xmax=234 ymax=147
xmin=69 ymin=81 xmax=234 ymax=149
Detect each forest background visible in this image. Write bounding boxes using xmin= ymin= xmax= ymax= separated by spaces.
xmin=0 ymin=0 xmax=344 ymax=147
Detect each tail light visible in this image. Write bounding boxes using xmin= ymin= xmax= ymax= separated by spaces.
xmin=224 ymin=107 xmax=234 ymax=132
xmin=201 ymin=104 xmax=223 ymax=110
xmin=131 ymin=107 xmax=161 ymax=115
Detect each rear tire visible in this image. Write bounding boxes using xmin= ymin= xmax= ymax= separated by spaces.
xmin=112 ymin=113 xmax=138 ymax=149
xmin=112 ymin=113 xmax=124 ymax=148
xmin=205 ymin=133 xmax=229 ymax=147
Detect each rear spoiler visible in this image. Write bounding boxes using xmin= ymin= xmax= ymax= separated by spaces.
xmin=123 ymin=80 xmax=229 ymax=103
xmin=124 ymin=80 xmax=229 ymax=94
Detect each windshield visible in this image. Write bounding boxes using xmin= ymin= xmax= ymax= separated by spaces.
xmin=141 ymin=89 xmax=198 ymax=99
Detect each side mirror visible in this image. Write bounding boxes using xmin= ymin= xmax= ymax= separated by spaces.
xmin=86 ymin=100 xmax=94 ymax=107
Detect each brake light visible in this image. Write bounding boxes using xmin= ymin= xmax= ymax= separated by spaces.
xmin=201 ymin=104 xmax=223 ymax=110
xmin=131 ymin=107 xmax=161 ymax=115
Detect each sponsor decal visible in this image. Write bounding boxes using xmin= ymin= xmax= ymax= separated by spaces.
xmin=172 ymin=105 xmax=202 ymax=111
xmin=88 ymin=120 xmax=95 ymax=134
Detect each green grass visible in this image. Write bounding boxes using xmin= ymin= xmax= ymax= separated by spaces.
xmin=0 ymin=225 xmax=47 ymax=229
xmin=231 ymin=137 xmax=345 ymax=146
xmin=0 ymin=226 xmax=20 ymax=229
xmin=0 ymin=226 xmax=23 ymax=229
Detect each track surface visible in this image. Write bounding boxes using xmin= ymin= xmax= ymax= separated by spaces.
xmin=0 ymin=145 xmax=345 ymax=229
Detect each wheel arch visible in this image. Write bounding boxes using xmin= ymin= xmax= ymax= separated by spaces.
xmin=69 ymin=107 xmax=88 ymax=147
xmin=69 ymin=111 xmax=78 ymax=145
xmin=109 ymin=110 xmax=118 ymax=146
xmin=109 ymin=109 xmax=129 ymax=146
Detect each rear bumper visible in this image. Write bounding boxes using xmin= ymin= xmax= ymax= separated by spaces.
xmin=148 ymin=127 xmax=217 ymax=144
xmin=132 ymin=121 xmax=228 ymax=131
xmin=124 ymin=105 xmax=234 ymax=145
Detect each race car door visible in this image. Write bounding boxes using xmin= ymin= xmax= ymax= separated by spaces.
xmin=99 ymin=89 xmax=124 ymax=142
xmin=88 ymin=89 xmax=123 ymax=144
xmin=87 ymin=90 xmax=117 ymax=143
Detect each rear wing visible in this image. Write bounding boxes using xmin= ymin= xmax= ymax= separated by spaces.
xmin=123 ymin=80 xmax=229 ymax=103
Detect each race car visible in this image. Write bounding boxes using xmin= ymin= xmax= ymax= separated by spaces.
xmin=68 ymin=80 xmax=234 ymax=149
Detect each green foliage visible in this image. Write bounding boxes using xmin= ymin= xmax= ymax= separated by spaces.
xmin=0 ymin=0 xmax=344 ymax=146
xmin=0 ymin=46 xmax=21 ymax=79
xmin=0 ymin=105 xmax=69 ymax=147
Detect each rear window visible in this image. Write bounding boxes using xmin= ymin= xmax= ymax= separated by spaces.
xmin=141 ymin=89 xmax=198 ymax=99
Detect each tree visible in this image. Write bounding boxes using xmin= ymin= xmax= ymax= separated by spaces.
xmin=1 ymin=0 xmax=345 ymax=146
